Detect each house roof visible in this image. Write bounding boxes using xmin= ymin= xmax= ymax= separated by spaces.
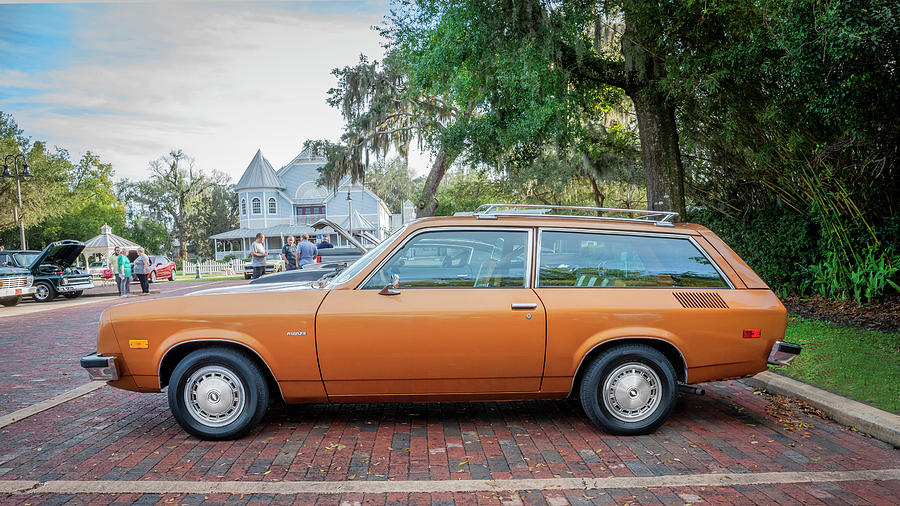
xmin=211 ymin=224 xmax=328 ymax=240
xmin=235 ymin=149 xmax=284 ymax=190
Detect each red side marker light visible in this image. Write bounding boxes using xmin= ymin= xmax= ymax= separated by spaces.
xmin=743 ymin=329 xmax=762 ymax=339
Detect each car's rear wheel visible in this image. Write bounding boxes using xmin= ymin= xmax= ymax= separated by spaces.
xmin=0 ymin=296 xmax=22 ymax=307
xmin=579 ymin=344 xmax=677 ymax=435
xmin=33 ymin=281 xmax=56 ymax=303
xmin=150 ymin=271 xmax=157 ymax=283
xmin=62 ymin=290 xmax=83 ymax=299
xmin=167 ymin=347 xmax=269 ymax=440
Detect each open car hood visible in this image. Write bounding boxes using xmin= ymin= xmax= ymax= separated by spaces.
xmin=29 ymin=240 xmax=85 ymax=270
xmin=310 ymin=218 xmax=369 ymax=253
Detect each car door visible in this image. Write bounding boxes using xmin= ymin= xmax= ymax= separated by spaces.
xmin=315 ymin=228 xmax=546 ymax=398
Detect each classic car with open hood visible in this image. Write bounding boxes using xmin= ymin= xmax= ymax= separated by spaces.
xmin=0 ymin=240 xmax=95 ymax=302
xmin=82 ymin=205 xmax=801 ymax=440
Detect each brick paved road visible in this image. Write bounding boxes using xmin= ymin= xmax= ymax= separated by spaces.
xmin=0 ymin=282 xmax=897 ymax=504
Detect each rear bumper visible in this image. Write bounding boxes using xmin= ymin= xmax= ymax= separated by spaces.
xmin=767 ymin=340 xmax=802 ymax=366
xmin=80 ymin=352 xmax=119 ymax=381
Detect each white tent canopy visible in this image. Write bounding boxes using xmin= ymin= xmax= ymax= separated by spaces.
xmin=81 ymin=224 xmax=140 ymax=267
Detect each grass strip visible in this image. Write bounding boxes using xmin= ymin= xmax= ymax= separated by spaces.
xmin=774 ymin=315 xmax=900 ymax=413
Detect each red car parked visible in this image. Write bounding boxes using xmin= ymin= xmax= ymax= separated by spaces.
xmin=148 ymin=255 xmax=176 ymax=282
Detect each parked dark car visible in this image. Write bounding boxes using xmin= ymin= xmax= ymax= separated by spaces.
xmin=0 ymin=240 xmax=95 ymax=302
xmin=148 ymin=255 xmax=176 ymax=282
xmin=248 ymin=247 xmax=364 ymax=285
xmin=0 ymin=265 xmax=34 ymax=306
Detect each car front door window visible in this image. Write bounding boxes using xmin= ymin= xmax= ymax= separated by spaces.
xmin=362 ymin=230 xmax=528 ymax=289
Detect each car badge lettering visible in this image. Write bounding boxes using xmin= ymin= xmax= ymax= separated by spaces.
xmin=286 ymin=331 xmax=307 ymax=336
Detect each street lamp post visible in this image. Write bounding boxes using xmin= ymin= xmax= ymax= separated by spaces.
xmin=2 ymin=154 xmax=33 ymax=250
xmin=346 ymin=189 xmax=353 ymax=240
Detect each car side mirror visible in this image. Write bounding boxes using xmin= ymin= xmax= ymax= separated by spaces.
xmin=379 ymin=273 xmax=400 ymax=296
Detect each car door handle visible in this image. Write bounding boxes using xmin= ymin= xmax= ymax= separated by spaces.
xmin=511 ymin=302 xmax=537 ymax=310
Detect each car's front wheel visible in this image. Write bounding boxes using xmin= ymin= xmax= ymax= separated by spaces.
xmin=579 ymin=344 xmax=677 ymax=435
xmin=32 ymin=281 xmax=56 ymax=303
xmin=169 ymin=269 xmax=176 ymax=281
xmin=150 ymin=271 xmax=157 ymax=283
xmin=167 ymin=347 xmax=269 ymax=440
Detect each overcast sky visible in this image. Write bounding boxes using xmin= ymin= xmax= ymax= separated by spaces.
xmin=0 ymin=0 xmax=394 ymax=183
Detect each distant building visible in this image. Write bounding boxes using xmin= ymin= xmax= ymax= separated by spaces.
xmin=211 ymin=147 xmax=412 ymax=261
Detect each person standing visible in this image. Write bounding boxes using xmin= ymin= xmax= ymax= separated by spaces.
xmin=133 ymin=247 xmax=151 ymax=295
xmin=117 ymin=248 xmax=132 ymax=296
xmin=318 ymin=235 xmax=333 ymax=248
xmin=112 ymin=247 xmax=123 ymax=295
xmin=297 ymin=233 xmax=318 ymax=267
xmin=281 ymin=235 xmax=298 ymax=271
xmin=251 ymin=233 xmax=268 ymax=279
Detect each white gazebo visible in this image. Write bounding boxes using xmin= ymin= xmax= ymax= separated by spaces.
xmin=81 ymin=224 xmax=141 ymax=269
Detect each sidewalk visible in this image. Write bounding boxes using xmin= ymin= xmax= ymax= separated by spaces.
xmin=744 ymin=371 xmax=900 ymax=447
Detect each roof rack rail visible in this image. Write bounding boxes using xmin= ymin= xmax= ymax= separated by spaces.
xmin=472 ymin=204 xmax=679 ymax=227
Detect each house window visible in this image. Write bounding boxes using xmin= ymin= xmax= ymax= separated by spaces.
xmin=296 ymin=205 xmax=326 ymax=215
xmin=251 ymin=198 xmax=261 ymax=214
xmin=240 ymin=199 xmax=246 ymax=215
xmin=268 ymin=197 xmax=277 ymax=214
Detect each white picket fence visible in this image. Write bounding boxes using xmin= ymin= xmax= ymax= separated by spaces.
xmin=181 ymin=259 xmax=246 ymax=276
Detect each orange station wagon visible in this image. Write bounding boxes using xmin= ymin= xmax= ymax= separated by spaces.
xmin=81 ymin=204 xmax=801 ymax=440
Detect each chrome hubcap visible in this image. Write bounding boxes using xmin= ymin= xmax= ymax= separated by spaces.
xmin=36 ymin=285 xmax=48 ymax=299
xmin=184 ymin=366 xmax=245 ymax=427
xmin=602 ymin=362 xmax=661 ymax=422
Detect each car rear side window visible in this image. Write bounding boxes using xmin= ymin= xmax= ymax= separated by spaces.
xmin=538 ymin=231 xmax=728 ymax=288
xmin=363 ymin=230 xmax=529 ymax=289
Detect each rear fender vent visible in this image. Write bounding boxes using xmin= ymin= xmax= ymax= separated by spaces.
xmin=674 ymin=291 xmax=729 ymax=309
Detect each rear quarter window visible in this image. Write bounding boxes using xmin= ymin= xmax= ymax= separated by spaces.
xmin=538 ymin=230 xmax=729 ymax=288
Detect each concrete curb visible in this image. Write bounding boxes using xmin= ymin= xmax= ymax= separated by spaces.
xmin=743 ymin=371 xmax=900 ymax=447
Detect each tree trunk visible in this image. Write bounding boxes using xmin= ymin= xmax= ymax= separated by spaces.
xmin=619 ymin=14 xmax=686 ymax=221
xmin=631 ymin=90 xmax=687 ymax=219
xmin=416 ymin=149 xmax=457 ymax=217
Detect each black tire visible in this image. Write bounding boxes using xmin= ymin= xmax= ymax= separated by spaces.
xmin=32 ymin=281 xmax=56 ymax=303
xmin=244 ymin=273 xmax=251 ymax=279
xmin=0 ymin=296 xmax=22 ymax=307
xmin=62 ymin=290 xmax=84 ymax=299
xmin=150 ymin=271 xmax=157 ymax=283
xmin=579 ymin=344 xmax=677 ymax=435
xmin=169 ymin=270 xmax=176 ymax=281
xmin=167 ymin=347 xmax=269 ymax=440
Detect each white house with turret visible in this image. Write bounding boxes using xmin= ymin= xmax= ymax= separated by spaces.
xmin=211 ymin=147 xmax=412 ymax=260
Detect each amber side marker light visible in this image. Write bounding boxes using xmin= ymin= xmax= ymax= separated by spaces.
xmin=743 ymin=329 xmax=762 ymax=339
xmin=129 ymin=339 xmax=149 ymax=349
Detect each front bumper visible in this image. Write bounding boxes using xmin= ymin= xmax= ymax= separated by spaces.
xmin=58 ymin=280 xmax=95 ymax=293
xmin=0 ymin=286 xmax=35 ymax=297
xmin=767 ymin=340 xmax=802 ymax=366
xmin=80 ymin=352 xmax=119 ymax=381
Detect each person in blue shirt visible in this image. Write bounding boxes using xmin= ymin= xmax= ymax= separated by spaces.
xmin=318 ymin=235 xmax=333 ymax=249
xmin=296 ymin=233 xmax=318 ymax=267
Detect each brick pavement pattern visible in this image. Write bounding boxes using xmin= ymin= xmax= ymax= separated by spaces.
xmin=0 ymin=280 xmax=898 ymax=504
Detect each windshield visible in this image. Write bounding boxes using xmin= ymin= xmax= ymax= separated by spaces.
xmin=12 ymin=253 xmax=39 ymax=267
xmin=327 ymin=225 xmax=408 ymax=287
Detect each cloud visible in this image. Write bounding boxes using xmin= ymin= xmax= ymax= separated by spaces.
xmin=0 ymin=1 xmax=388 ymax=181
